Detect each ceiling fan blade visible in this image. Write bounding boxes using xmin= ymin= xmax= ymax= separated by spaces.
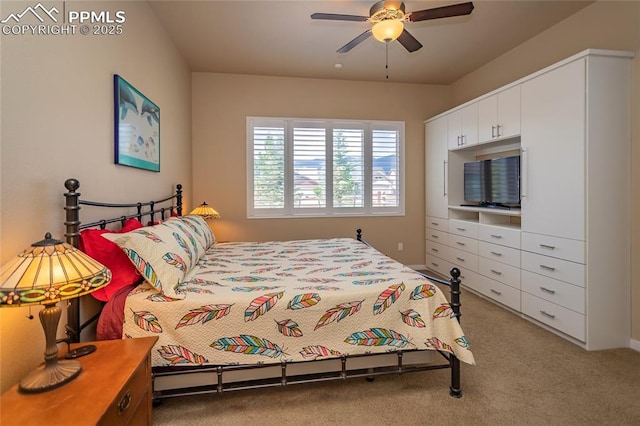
xmin=408 ymin=2 xmax=474 ymax=22
xmin=311 ymin=13 xmax=368 ymax=22
xmin=337 ymin=30 xmax=372 ymax=53
xmin=396 ymin=29 xmax=422 ymax=52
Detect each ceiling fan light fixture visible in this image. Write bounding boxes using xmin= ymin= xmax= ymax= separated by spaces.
xmin=372 ymin=19 xmax=404 ymax=42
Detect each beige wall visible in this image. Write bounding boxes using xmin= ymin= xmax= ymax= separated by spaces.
xmin=448 ymin=1 xmax=640 ymax=343
xmin=192 ymin=74 xmax=450 ymax=265
xmin=0 ymin=1 xmax=192 ymax=392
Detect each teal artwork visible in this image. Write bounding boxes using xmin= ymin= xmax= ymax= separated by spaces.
xmin=114 ymin=74 xmax=160 ymax=172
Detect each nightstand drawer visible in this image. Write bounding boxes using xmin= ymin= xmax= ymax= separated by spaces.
xmin=99 ymin=355 xmax=151 ymax=425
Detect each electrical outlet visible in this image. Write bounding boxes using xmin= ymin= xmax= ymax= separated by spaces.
xmin=398 ymin=243 xmax=403 ymax=251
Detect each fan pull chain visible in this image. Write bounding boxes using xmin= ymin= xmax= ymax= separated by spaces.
xmin=385 ymin=41 xmax=389 ymax=80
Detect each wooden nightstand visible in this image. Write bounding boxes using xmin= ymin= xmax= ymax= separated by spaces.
xmin=1 ymin=337 xmax=158 ymax=426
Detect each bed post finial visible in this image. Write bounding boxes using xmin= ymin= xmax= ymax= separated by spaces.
xmin=356 ymin=228 xmax=362 ymax=241
xmin=64 ymin=178 xmax=80 ymax=192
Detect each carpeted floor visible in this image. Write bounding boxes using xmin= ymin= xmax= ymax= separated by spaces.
xmin=152 ymin=285 xmax=640 ymax=425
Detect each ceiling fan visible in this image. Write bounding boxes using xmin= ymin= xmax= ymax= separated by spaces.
xmin=311 ymin=1 xmax=474 ymax=53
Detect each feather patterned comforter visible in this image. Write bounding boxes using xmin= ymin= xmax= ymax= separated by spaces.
xmin=122 ymin=238 xmax=475 ymax=367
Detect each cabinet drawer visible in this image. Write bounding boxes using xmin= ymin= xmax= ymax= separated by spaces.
xmin=521 ymin=251 xmax=585 ymax=287
xmin=448 ymin=220 xmax=479 ymax=239
xmin=425 ymin=240 xmax=449 ymax=261
xmin=522 ymin=293 xmax=585 ymax=342
xmin=522 ymin=232 xmax=585 ymax=264
xmin=448 ymin=248 xmax=478 ymax=272
xmin=521 ymin=270 xmax=585 ymax=314
xmin=426 ymin=216 xmax=448 ymax=232
xmin=448 ymin=234 xmax=478 ymax=255
xmin=455 ymin=268 xmax=480 ymax=293
xmin=426 ymin=229 xmax=448 ymax=244
xmin=425 ymin=253 xmax=450 ymax=278
xmin=478 ymin=224 xmax=521 ymax=249
xmin=477 ymin=275 xmax=521 ymax=311
xmin=479 ymin=257 xmax=521 ymax=289
xmin=478 ymin=241 xmax=520 ymax=268
xmin=99 ymin=357 xmax=150 ymax=426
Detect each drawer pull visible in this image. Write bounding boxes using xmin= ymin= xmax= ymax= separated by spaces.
xmin=490 ymin=289 xmax=502 ymax=296
xmin=431 ymin=222 xmax=439 ymax=226
xmin=540 ymin=286 xmax=556 ymax=295
xmin=456 ymin=242 xmax=466 ymax=246
xmin=490 ymin=269 xmax=502 ymax=276
xmin=431 ymin=248 xmax=439 ymax=253
xmin=456 ymin=257 xmax=466 ymax=262
xmin=539 ymin=244 xmax=556 ymax=250
xmin=490 ymin=234 xmax=503 ymax=239
xmin=118 ymin=390 xmax=131 ymax=415
xmin=431 ymin=234 xmax=439 ymax=239
xmin=431 ymin=262 xmax=439 ymax=267
xmin=539 ymin=264 xmax=556 ymax=272
xmin=490 ymin=251 xmax=502 ymax=257
xmin=456 ymin=227 xmax=466 ymax=231
xmin=540 ymin=310 xmax=556 ymax=319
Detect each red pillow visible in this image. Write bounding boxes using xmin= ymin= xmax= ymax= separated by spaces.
xmin=79 ymin=218 xmax=144 ymax=301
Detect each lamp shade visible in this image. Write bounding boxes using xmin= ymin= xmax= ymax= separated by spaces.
xmin=0 ymin=233 xmax=111 ymax=307
xmin=372 ymin=19 xmax=404 ymax=42
xmin=190 ymin=202 xmax=220 ymax=219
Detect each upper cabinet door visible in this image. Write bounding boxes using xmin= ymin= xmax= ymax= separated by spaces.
xmin=520 ymin=59 xmax=586 ymax=241
xmin=425 ymin=117 xmax=449 ymax=219
xmin=478 ymin=85 xmax=521 ymax=144
xmin=447 ymin=103 xmax=478 ymax=150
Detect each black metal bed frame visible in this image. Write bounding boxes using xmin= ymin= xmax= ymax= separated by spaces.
xmin=62 ymin=178 xmax=465 ymax=399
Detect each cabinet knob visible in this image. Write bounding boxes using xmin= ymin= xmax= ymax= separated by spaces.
xmin=118 ymin=390 xmax=132 ymax=415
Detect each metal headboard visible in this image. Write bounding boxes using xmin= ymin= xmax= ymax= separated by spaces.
xmin=62 ymin=177 xmax=183 ymax=342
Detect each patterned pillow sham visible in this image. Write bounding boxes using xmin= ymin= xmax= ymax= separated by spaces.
xmin=103 ymin=216 xmax=214 ymax=299
xmin=166 ymin=215 xmax=216 ymax=249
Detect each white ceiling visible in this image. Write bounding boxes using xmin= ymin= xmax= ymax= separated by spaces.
xmin=149 ymin=0 xmax=593 ymax=85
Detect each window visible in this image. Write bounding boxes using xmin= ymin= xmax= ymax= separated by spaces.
xmin=247 ymin=117 xmax=404 ymax=218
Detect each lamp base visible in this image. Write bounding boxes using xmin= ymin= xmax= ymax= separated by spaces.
xmin=18 ymin=359 xmax=82 ymax=394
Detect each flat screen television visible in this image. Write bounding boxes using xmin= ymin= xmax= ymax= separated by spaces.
xmin=463 ymin=155 xmax=520 ymax=209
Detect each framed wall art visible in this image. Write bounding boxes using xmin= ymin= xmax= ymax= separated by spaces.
xmin=114 ymin=74 xmax=160 ymax=172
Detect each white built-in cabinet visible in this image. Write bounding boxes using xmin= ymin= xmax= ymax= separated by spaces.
xmin=477 ymin=85 xmax=521 ymax=143
xmin=447 ymin=103 xmax=478 ymax=149
xmin=425 ymin=116 xmax=449 ymax=219
xmin=424 ymin=49 xmax=633 ymax=350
